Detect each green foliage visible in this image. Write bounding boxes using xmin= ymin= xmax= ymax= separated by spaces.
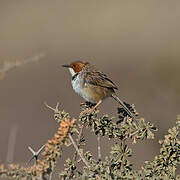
xmin=0 ymin=102 xmax=179 ymax=180
xmin=59 ymin=103 xmax=157 ymax=179
xmin=60 ymin=103 xmax=179 ymax=180
xmin=139 ymin=117 xmax=180 ymax=179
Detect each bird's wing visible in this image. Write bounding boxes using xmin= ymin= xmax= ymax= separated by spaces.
xmin=84 ymin=71 xmax=118 ymax=90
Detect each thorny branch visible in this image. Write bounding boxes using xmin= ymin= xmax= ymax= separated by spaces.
xmin=69 ymin=133 xmax=90 ymax=169
xmin=27 ymin=145 xmax=45 ymax=165
xmin=73 ymin=122 xmax=85 ymax=161
xmin=97 ymin=134 xmax=101 ymax=161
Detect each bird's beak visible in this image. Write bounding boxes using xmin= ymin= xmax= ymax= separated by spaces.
xmin=62 ymin=64 xmax=70 ymax=68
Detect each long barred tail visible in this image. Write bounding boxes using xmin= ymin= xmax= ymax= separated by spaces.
xmin=111 ymin=93 xmax=136 ymax=119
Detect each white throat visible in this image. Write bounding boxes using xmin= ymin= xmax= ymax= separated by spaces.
xmin=69 ymin=68 xmax=76 ymax=77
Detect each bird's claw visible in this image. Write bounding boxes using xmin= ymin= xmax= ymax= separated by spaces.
xmin=81 ymin=109 xmax=94 ymax=116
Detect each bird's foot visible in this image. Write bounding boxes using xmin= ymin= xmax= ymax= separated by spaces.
xmin=81 ymin=101 xmax=95 ymax=108
xmin=81 ymin=108 xmax=95 ymax=116
xmin=80 ymin=101 xmax=101 ymax=116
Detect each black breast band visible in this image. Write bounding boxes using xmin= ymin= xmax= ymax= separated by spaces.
xmin=72 ymin=73 xmax=78 ymax=81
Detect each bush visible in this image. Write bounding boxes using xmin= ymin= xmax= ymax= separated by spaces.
xmin=0 ymin=102 xmax=179 ymax=180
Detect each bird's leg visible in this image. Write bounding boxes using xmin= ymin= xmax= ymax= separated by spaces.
xmin=89 ymin=100 xmax=102 ymax=113
xmin=83 ymin=100 xmax=102 ymax=115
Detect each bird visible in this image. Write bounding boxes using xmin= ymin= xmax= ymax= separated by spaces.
xmin=62 ymin=61 xmax=135 ymax=118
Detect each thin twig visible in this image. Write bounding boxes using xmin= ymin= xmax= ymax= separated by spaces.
xmin=66 ymin=123 xmax=85 ymax=180
xmin=44 ymin=102 xmax=60 ymax=113
xmin=73 ymin=122 xmax=85 ymax=161
xmin=49 ymin=172 xmax=53 ymax=180
xmin=120 ymin=139 xmax=126 ymax=172
xmin=97 ymin=134 xmax=101 ymax=161
xmin=69 ymin=134 xmax=90 ymax=169
xmin=27 ymin=145 xmax=45 ymax=165
xmin=130 ymin=130 xmax=139 ymax=137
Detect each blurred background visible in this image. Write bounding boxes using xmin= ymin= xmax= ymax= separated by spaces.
xmin=0 ymin=0 xmax=180 ymax=177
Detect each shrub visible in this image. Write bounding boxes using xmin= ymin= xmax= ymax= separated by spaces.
xmin=0 ymin=102 xmax=179 ymax=180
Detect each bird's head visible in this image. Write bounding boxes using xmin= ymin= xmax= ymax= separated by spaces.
xmin=62 ymin=61 xmax=88 ymax=76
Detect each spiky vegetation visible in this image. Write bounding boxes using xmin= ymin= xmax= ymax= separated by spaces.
xmin=0 ymin=102 xmax=179 ymax=180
